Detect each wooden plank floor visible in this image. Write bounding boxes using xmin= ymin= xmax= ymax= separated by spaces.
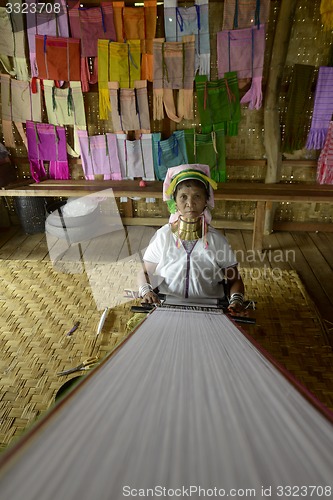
xmin=1 ymin=225 xmax=333 ymax=343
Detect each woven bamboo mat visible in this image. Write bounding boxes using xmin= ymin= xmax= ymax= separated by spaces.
xmin=0 ymin=258 xmax=142 ymax=451
xmin=241 ymin=268 xmax=333 ymax=412
xmin=0 ymin=261 xmax=332 ymax=451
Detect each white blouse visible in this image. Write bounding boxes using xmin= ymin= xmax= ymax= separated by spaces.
xmin=143 ymin=224 xmax=238 ymax=299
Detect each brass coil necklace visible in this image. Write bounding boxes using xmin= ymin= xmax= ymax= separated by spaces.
xmin=172 ymin=216 xmax=203 ymax=241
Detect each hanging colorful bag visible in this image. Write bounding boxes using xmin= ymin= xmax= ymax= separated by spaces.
xmin=1 ymin=74 xmax=42 ymax=148
xmin=67 ymin=0 xmax=116 ymax=91
xmin=108 ymin=80 xmax=150 ymax=133
xmin=26 ymin=0 xmax=69 ymax=78
xmin=317 ymin=120 xmax=333 ymax=184
xmin=306 ymin=66 xmax=333 ymax=150
xmin=217 ymin=25 xmax=266 ymax=110
xmin=43 ymin=80 xmax=86 ymax=127
xmin=164 ymin=0 xmax=210 ymax=77
xmin=35 ymin=35 xmax=81 ymax=81
xmin=43 ymin=80 xmax=86 ymax=157
xmin=153 ymin=35 xmax=196 ymax=123
xmin=77 ymin=130 xmax=122 ymax=180
xmin=0 ymin=0 xmax=29 ymax=80
xmin=116 ymin=133 xmax=155 ymax=181
xmin=152 ymin=130 xmax=188 ymax=181
xmin=184 ymin=128 xmax=227 ymax=183
xmin=26 ymin=120 xmax=69 ymax=182
xmin=98 ymin=39 xmax=141 ymax=120
xmin=222 ymin=0 xmax=270 ymax=29
xmin=113 ymin=0 xmax=157 ymax=82
xmin=195 ymin=72 xmax=241 ymax=135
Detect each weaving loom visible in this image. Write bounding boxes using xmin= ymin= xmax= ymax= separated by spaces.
xmin=0 ymin=305 xmax=332 ymax=499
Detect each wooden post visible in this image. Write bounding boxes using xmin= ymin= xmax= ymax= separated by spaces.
xmin=122 ymin=199 xmax=134 ymax=218
xmin=263 ymin=0 xmax=298 ymax=235
xmin=252 ymin=201 xmax=266 ymax=253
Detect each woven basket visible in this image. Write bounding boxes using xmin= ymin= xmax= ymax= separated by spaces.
xmin=14 ymin=196 xmax=46 ymax=234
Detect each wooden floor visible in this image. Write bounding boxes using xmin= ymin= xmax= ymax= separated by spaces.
xmin=1 ymin=224 xmax=333 ymax=343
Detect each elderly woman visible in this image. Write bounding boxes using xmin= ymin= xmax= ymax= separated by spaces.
xmin=138 ymin=164 xmax=245 ymax=312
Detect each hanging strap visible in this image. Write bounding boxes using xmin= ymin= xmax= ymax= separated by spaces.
xmin=195 ymin=3 xmax=201 ymax=55
xmin=255 ymin=0 xmax=261 ymax=29
xmin=233 ymin=0 xmax=239 ymax=29
xmin=127 ymin=43 xmax=139 ymax=87
xmin=52 ymin=85 xmax=57 ymax=111
xmin=121 ymin=5 xmax=126 ymax=41
xmin=124 ymin=137 xmax=129 ymax=177
xmin=175 ymin=7 xmax=184 ymax=32
xmin=139 ymin=135 xmax=147 ymax=178
xmin=162 ymin=42 xmax=169 ymax=83
xmin=225 ymin=77 xmax=236 ymax=104
xmin=105 ymin=134 xmax=115 ymax=176
xmin=43 ymin=35 xmax=50 ymax=79
xmin=117 ymin=87 xmax=122 ymax=121
xmin=67 ymin=86 xmax=74 ymax=116
xmin=158 ymin=141 xmax=162 ymax=166
xmin=54 ymin=125 xmax=59 ymax=161
xmin=195 ymin=4 xmax=201 ymax=31
xmin=100 ymin=5 xmax=107 ymax=33
xmin=29 ymin=79 xmax=34 ymax=121
xmin=33 ymin=122 xmax=40 ymax=163
xmin=134 ymin=86 xmax=143 ymax=132
xmin=227 ymin=31 xmax=231 ymax=72
xmin=87 ymin=135 xmax=95 ymax=176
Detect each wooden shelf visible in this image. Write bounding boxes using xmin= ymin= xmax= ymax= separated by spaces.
xmin=3 ymin=180 xmax=333 ymax=202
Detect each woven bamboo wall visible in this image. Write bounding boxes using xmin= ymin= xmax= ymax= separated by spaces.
xmin=1 ymin=0 xmax=333 ymax=225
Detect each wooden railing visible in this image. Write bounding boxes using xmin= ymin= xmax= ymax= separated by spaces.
xmin=2 ymin=179 xmax=333 ymax=251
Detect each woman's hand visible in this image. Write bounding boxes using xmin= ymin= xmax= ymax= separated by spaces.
xmin=227 ymin=302 xmax=245 ymax=314
xmin=142 ymin=291 xmax=161 ymax=304
xmin=225 ymin=266 xmax=245 ymax=315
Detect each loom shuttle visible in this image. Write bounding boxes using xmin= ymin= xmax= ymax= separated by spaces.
xmin=229 ymin=314 xmax=256 ymax=325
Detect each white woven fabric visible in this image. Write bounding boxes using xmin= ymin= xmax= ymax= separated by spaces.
xmin=0 ymin=309 xmax=332 ymax=499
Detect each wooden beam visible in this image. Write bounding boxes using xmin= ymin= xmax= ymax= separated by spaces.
xmin=273 ymin=221 xmax=333 ymax=233
xmin=263 ymin=0 xmax=298 ymax=234
xmin=264 ymin=0 xmax=299 ymax=182
xmin=122 ymin=217 xmax=253 ymax=230
xmin=3 ymin=180 xmax=333 ymax=202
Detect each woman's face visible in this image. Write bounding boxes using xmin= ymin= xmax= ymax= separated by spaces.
xmin=175 ymin=182 xmax=208 ymax=219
